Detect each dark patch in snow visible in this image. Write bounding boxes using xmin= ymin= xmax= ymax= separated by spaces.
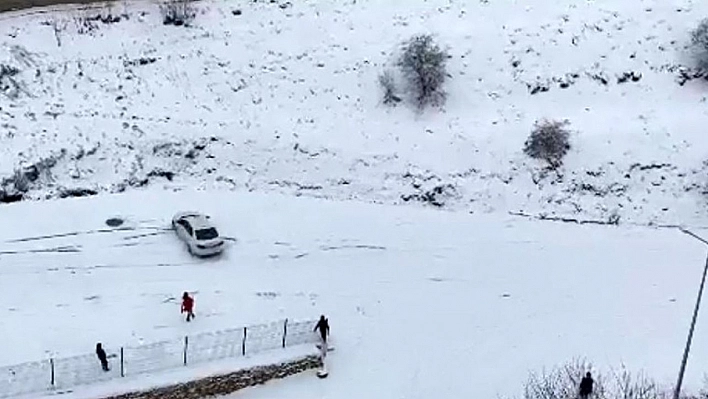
xmin=527 ymin=81 xmax=550 ymax=95
xmin=617 ymin=71 xmax=643 ymax=84
xmin=124 ymin=57 xmax=158 ymax=67
xmin=58 ymin=187 xmax=98 ymax=199
xmin=0 ymin=190 xmax=23 ymax=204
xmin=106 ymin=217 xmax=125 ymax=227
xmin=676 ymin=67 xmax=708 ymax=86
xmin=587 ymin=72 xmax=610 ymax=85
xmin=256 ymin=292 xmax=279 ymax=299
xmin=147 ymin=169 xmax=176 ymax=181
xmin=510 ymin=211 xmax=621 ymax=226
xmin=402 ymin=184 xmax=457 ymax=208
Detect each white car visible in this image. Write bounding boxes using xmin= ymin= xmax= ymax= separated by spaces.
xmin=171 ymin=212 xmax=225 ymax=257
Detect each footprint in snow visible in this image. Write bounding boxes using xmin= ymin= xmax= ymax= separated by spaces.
xmin=256 ymin=292 xmax=280 ymax=299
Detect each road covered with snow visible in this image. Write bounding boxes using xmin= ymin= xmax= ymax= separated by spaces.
xmin=1 ymin=189 xmax=707 ymax=398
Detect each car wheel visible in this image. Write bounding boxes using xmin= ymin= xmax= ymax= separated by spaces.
xmin=187 ymin=244 xmax=194 ymax=255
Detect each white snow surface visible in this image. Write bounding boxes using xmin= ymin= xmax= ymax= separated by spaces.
xmin=2 ymin=188 xmax=708 ymax=398
xmin=0 ymin=0 xmax=707 ymax=225
xmin=3 ymin=0 xmax=708 ymax=397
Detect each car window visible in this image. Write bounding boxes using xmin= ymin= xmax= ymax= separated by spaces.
xmin=195 ymin=227 xmax=218 ymax=240
xmin=178 ymin=219 xmax=193 ymax=236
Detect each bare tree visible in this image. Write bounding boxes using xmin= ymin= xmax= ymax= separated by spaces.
xmin=691 ymin=18 xmax=708 ymax=70
xmin=50 ymin=18 xmax=68 ymax=47
xmin=398 ymin=34 xmax=448 ymax=110
xmin=160 ymin=0 xmax=196 ymax=26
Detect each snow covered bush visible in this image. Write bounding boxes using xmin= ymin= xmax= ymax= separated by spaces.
xmin=691 ymin=18 xmax=708 ymax=70
xmin=0 ymin=64 xmax=22 ymax=100
xmin=160 ymin=0 xmax=196 ymax=26
xmin=523 ymin=359 xmax=606 ymax=399
xmin=73 ymin=13 xmax=99 ymax=35
xmin=524 ymin=119 xmax=572 ymax=170
xmin=378 ymin=70 xmax=401 ymax=105
xmin=397 ymin=34 xmax=448 ymax=110
xmin=522 ymin=360 xmax=674 ymax=399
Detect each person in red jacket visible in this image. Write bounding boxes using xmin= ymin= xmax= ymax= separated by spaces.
xmin=181 ymin=292 xmax=195 ymax=322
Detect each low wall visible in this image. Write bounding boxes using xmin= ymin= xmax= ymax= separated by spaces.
xmin=101 ymin=355 xmax=322 ymax=399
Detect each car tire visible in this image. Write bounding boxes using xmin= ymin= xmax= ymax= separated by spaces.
xmin=187 ymin=244 xmax=194 ymax=255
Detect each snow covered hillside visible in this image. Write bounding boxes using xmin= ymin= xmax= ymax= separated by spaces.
xmin=1 ymin=0 xmax=708 ymax=225
xmin=2 ymin=189 xmax=707 ymax=398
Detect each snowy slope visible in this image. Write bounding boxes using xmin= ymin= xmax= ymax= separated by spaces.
xmin=0 ymin=0 xmax=708 ymax=225
xmin=1 ymin=189 xmax=708 ymax=398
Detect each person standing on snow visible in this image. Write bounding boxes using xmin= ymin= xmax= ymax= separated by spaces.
xmin=314 ymin=315 xmax=329 ymax=343
xmin=95 ymin=343 xmax=109 ymax=372
xmin=579 ymin=371 xmax=594 ymax=399
xmin=181 ymin=292 xmax=195 ymax=322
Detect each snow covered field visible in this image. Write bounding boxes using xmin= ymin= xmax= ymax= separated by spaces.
xmin=3 ymin=0 xmax=708 ymax=397
xmin=2 ymin=188 xmax=708 ymax=398
xmin=1 ymin=0 xmax=708 ymax=225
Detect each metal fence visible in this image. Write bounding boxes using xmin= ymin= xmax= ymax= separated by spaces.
xmin=0 ymin=318 xmax=318 ymax=398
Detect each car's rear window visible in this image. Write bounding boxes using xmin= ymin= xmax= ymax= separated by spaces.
xmin=195 ymin=227 xmax=219 ymax=240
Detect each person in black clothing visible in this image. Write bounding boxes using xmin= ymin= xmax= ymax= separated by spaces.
xmin=96 ymin=343 xmax=109 ymax=372
xmin=314 ymin=315 xmax=329 ymax=343
xmin=579 ymin=371 xmax=594 ymax=399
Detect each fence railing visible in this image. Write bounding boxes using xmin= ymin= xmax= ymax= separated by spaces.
xmin=0 ymin=318 xmax=318 ymax=398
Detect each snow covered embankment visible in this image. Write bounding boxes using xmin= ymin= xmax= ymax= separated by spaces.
xmin=1 ymin=0 xmax=708 ymax=225
xmin=101 ymin=355 xmax=320 ymax=399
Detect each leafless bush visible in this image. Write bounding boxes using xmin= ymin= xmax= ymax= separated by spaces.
xmin=691 ymin=18 xmax=708 ymax=70
xmin=379 ymin=70 xmax=401 ymax=105
xmin=524 ymin=119 xmax=571 ymax=169
xmin=161 ymin=0 xmax=196 ymax=26
xmin=0 ymin=64 xmax=22 ymax=100
xmin=397 ymin=34 xmax=448 ymax=110
xmin=49 ymin=18 xmax=68 ymax=47
xmin=523 ymin=360 xmax=677 ymax=399
xmin=610 ymin=366 xmax=665 ymax=399
xmin=74 ymin=12 xmax=99 ymax=35
xmin=524 ymin=358 xmax=606 ymax=399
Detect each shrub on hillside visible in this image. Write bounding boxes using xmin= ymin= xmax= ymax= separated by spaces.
xmin=691 ymin=18 xmax=708 ymax=70
xmin=379 ymin=70 xmax=402 ymax=105
xmin=523 ymin=119 xmax=571 ymax=169
xmin=160 ymin=0 xmax=196 ymax=26
xmin=74 ymin=13 xmax=99 ymax=35
xmin=397 ymin=34 xmax=448 ymax=110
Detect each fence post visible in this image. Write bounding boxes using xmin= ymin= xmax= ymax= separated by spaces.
xmin=183 ymin=336 xmax=189 ymax=366
xmin=120 ymin=347 xmax=124 ymax=377
xmin=242 ymin=327 xmax=247 ymax=356
xmin=282 ymin=318 xmax=288 ymax=348
xmin=49 ymin=358 xmax=54 ymax=387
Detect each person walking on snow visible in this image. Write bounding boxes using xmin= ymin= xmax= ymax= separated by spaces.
xmin=579 ymin=371 xmax=594 ymax=399
xmin=95 ymin=343 xmax=109 ymax=372
xmin=181 ymin=292 xmax=195 ymax=322
xmin=314 ymin=315 xmax=329 ymax=343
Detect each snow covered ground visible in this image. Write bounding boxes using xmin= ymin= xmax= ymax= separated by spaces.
xmin=3 ymin=0 xmax=708 ymax=397
xmin=1 ymin=0 xmax=708 ymax=225
xmin=2 ymin=188 xmax=708 ymax=398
